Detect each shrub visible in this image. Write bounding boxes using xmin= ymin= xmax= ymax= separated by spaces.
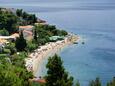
xmin=15 ymin=31 xmax=27 ymax=51
xmin=0 ymin=28 xmax=9 ymax=36
xmin=26 ymin=41 xmax=38 ymax=52
xmin=3 ymin=49 xmax=11 ymax=54
xmin=0 ymin=54 xmax=7 ymax=58
xmin=5 ymin=43 xmax=16 ymax=55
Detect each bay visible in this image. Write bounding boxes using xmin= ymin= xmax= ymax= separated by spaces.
xmin=1 ymin=0 xmax=115 ymax=85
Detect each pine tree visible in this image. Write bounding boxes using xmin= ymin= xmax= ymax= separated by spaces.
xmin=107 ymin=77 xmax=115 ymax=86
xmin=16 ymin=9 xmax=23 ymax=17
xmin=15 ymin=31 xmax=27 ymax=51
xmin=89 ymin=78 xmax=101 ymax=86
xmin=95 ymin=77 xmax=101 ymax=86
xmin=34 ymin=29 xmax=37 ymax=42
xmin=89 ymin=80 xmax=95 ymax=86
xmin=0 ymin=62 xmax=33 ymax=86
xmin=76 ymin=80 xmax=80 ymax=86
xmin=45 ymin=54 xmax=73 ymax=86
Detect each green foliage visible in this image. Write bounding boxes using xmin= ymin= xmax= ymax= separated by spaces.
xmin=107 ymin=77 xmax=115 ymax=86
xmin=0 ymin=54 xmax=7 ymax=58
xmin=34 ymin=24 xmax=67 ymax=46
xmin=0 ymin=7 xmax=70 ymax=86
xmin=0 ymin=8 xmax=38 ymax=34
xmin=38 ymin=37 xmax=50 ymax=46
xmin=0 ymin=10 xmax=18 ymax=34
xmin=16 ymin=9 xmax=37 ymax=25
xmin=0 ymin=62 xmax=33 ymax=86
xmin=76 ymin=80 xmax=80 ymax=86
xmin=89 ymin=77 xmax=101 ymax=86
xmin=3 ymin=48 xmax=11 ymax=54
xmin=45 ymin=54 xmax=73 ymax=86
xmin=36 ymin=24 xmax=67 ymax=37
xmin=11 ymin=52 xmax=27 ymax=68
xmin=26 ymin=41 xmax=38 ymax=52
xmin=15 ymin=31 xmax=27 ymax=51
xmin=22 ymin=11 xmax=28 ymax=19
xmin=60 ymin=30 xmax=68 ymax=36
xmin=0 ymin=43 xmax=16 ymax=55
xmin=5 ymin=43 xmax=16 ymax=55
xmin=34 ymin=28 xmax=38 ymax=42
xmin=0 ymin=28 xmax=9 ymax=36
xmin=16 ymin=9 xmax=23 ymax=17
xmin=32 ymin=82 xmax=45 ymax=86
xmin=27 ymin=14 xmax=37 ymax=24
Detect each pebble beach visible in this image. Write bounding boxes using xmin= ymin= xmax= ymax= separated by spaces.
xmin=25 ymin=33 xmax=80 ymax=76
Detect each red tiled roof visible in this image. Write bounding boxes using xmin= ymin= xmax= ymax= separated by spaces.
xmin=19 ymin=25 xmax=34 ymax=29
xmin=35 ymin=79 xmax=46 ymax=83
xmin=29 ymin=78 xmax=46 ymax=83
xmin=23 ymin=30 xmax=33 ymax=35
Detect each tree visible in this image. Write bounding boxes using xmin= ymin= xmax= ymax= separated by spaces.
xmin=26 ymin=41 xmax=37 ymax=52
xmin=0 ymin=11 xmax=18 ymax=34
xmin=0 ymin=62 xmax=33 ymax=86
xmin=76 ymin=80 xmax=80 ymax=86
xmin=32 ymin=14 xmax=37 ymax=23
xmin=15 ymin=31 xmax=27 ymax=51
xmin=89 ymin=80 xmax=95 ymax=86
xmin=95 ymin=78 xmax=101 ymax=86
xmin=16 ymin=9 xmax=23 ymax=17
xmin=27 ymin=14 xmax=37 ymax=24
xmin=107 ymin=77 xmax=115 ymax=86
xmin=5 ymin=43 xmax=16 ymax=55
xmin=0 ymin=28 xmax=9 ymax=36
xmin=45 ymin=54 xmax=73 ymax=86
xmin=21 ymin=11 xmax=37 ymax=25
xmin=34 ymin=28 xmax=38 ymax=42
xmin=89 ymin=77 xmax=101 ymax=86
xmin=22 ymin=11 xmax=28 ymax=20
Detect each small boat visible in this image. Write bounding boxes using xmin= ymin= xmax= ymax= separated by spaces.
xmin=73 ymin=42 xmax=78 ymax=44
xmin=82 ymin=42 xmax=85 ymax=44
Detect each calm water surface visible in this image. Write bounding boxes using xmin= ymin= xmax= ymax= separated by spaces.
xmin=1 ymin=0 xmax=115 ymax=85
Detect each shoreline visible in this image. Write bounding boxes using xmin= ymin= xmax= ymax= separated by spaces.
xmin=25 ymin=33 xmax=80 ymax=77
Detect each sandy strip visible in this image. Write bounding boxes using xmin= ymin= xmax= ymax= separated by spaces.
xmin=25 ymin=34 xmax=80 ymax=76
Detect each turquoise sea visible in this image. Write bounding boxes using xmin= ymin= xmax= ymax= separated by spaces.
xmin=1 ymin=0 xmax=115 ymax=85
